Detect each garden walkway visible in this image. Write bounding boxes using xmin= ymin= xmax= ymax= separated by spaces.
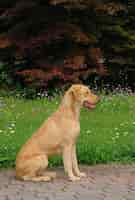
xmin=0 ymin=164 xmax=135 ymax=200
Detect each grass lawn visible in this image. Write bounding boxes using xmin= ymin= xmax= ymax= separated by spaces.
xmin=0 ymin=93 xmax=135 ymax=168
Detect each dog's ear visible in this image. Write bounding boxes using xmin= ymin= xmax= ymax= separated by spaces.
xmin=68 ymin=88 xmax=76 ymax=100
xmin=69 ymin=87 xmax=78 ymax=100
xmin=68 ymin=85 xmax=81 ymax=100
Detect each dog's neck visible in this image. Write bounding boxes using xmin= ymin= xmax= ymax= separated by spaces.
xmin=60 ymin=91 xmax=81 ymax=121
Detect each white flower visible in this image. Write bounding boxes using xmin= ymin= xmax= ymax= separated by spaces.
xmin=116 ymin=132 xmax=120 ymax=136
xmin=120 ymin=123 xmax=124 ymax=126
xmin=11 ymin=123 xmax=15 ymax=127
xmin=10 ymin=130 xmax=15 ymax=133
xmin=123 ymin=131 xmax=128 ymax=136
xmin=8 ymin=127 xmax=13 ymax=130
xmin=86 ymin=130 xmax=91 ymax=134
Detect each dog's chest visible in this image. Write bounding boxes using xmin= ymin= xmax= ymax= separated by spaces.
xmin=62 ymin=119 xmax=80 ymax=137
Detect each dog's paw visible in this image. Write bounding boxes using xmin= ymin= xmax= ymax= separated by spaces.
xmin=77 ymin=172 xmax=86 ymax=178
xmin=45 ymin=172 xmax=56 ymax=179
xmin=69 ymin=175 xmax=81 ymax=182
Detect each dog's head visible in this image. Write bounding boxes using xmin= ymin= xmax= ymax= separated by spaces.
xmin=69 ymin=84 xmax=100 ymax=109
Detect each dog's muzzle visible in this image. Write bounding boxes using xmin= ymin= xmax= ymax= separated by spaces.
xmin=83 ymin=101 xmax=96 ymax=109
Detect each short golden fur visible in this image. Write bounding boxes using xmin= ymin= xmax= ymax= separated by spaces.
xmin=16 ymin=84 xmax=99 ymax=181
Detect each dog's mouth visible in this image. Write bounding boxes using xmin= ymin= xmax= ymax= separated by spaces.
xmin=83 ymin=101 xmax=96 ymax=109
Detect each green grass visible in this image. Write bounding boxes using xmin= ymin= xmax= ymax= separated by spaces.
xmin=0 ymin=94 xmax=135 ymax=167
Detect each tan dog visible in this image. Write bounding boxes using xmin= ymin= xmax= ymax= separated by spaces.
xmin=16 ymin=84 xmax=99 ymax=182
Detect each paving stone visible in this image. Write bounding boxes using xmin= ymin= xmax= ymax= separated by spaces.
xmin=0 ymin=165 xmax=135 ymax=200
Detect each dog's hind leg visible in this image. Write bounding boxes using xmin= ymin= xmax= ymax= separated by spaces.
xmin=43 ymin=171 xmax=56 ymax=179
xmin=17 ymin=154 xmax=53 ymax=182
xmin=23 ymin=175 xmax=51 ymax=182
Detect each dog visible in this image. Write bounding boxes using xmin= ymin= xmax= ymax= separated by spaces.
xmin=15 ymin=84 xmax=99 ymax=182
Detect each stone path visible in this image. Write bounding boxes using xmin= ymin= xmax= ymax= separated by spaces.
xmin=0 ymin=164 xmax=135 ymax=200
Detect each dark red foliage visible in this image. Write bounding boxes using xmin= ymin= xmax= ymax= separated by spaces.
xmin=0 ymin=0 xmax=109 ymax=89
xmin=16 ymin=47 xmax=107 ymax=88
xmin=88 ymin=48 xmax=109 ymax=75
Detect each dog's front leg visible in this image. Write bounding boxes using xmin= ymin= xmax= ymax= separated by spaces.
xmin=72 ymin=144 xmax=86 ymax=178
xmin=63 ymin=144 xmax=80 ymax=181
